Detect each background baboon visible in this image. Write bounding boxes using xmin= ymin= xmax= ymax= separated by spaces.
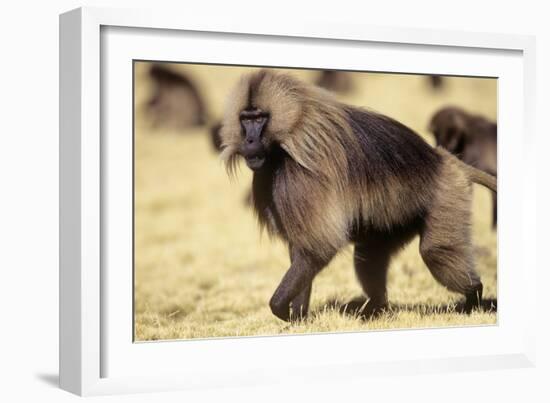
xmin=428 ymin=75 xmax=445 ymax=90
xmin=315 ymin=70 xmax=353 ymax=94
xmin=146 ymin=64 xmax=207 ymax=130
xmin=430 ymin=106 xmax=497 ymax=227
xmin=220 ymin=71 xmax=496 ymax=322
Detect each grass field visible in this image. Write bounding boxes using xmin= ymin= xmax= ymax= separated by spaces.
xmin=133 ymin=63 xmax=497 ymax=341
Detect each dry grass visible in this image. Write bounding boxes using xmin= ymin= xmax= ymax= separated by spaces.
xmin=133 ymin=63 xmax=497 ymax=341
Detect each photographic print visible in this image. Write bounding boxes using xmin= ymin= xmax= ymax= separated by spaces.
xmin=133 ymin=62 xmax=497 ymax=341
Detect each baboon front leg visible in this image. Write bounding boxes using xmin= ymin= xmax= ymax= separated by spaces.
xmin=289 ymin=285 xmax=312 ymax=320
xmin=269 ymin=247 xmax=332 ymax=322
xmin=288 ymin=246 xmax=312 ymax=320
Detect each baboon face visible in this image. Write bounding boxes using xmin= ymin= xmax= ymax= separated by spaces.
xmin=238 ymin=108 xmax=271 ymax=170
xmin=221 ymin=70 xmax=352 ymax=176
xmin=220 ymin=71 xmax=309 ymax=174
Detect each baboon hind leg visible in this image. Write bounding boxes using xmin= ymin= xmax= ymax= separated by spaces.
xmin=419 ymin=200 xmax=483 ymax=313
xmin=354 ymin=230 xmax=416 ymax=318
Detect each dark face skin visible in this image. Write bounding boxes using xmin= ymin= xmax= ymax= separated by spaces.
xmin=239 ymin=108 xmax=269 ymax=171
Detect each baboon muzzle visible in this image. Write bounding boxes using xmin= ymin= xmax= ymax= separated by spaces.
xmin=241 ymin=114 xmax=268 ymax=170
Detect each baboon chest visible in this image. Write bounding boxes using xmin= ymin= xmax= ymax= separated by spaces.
xmin=252 ymin=164 xmax=321 ymax=243
xmin=252 ymin=168 xmax=288 ymax=239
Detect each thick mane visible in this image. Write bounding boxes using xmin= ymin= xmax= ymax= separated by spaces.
xmin=279 ymin=89 xmax=356 ymax=182
xmin=220 ymin=70 xmax=358 ymax=183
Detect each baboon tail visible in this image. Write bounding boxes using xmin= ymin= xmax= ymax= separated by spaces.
xmin=458 ymin=160 xmax=497 ymax=192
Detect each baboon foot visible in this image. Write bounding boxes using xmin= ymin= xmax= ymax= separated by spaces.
xmin=362 ymin=299 xmax=388 ymax=320
xmin=464 ymin=283 xmax=483 ymax=314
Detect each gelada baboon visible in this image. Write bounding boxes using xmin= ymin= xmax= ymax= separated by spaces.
xmin=429 ymin=106 xmax=497 ymax=228
xmin=146 ymin=64 xmax=206 ymax=130
xmin=220 ymin=70 xmax=497 ymax=322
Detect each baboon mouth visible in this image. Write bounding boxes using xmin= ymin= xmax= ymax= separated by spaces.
xmin=245 ymin=155 xmax=266 ymax=170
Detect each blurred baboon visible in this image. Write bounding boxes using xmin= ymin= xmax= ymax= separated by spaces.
xmin=430 ymin=106 xmax=497 ymax=228
xmin=316 ymin=70 xmax=353 ymax=94
xmin=146 ymin=64 xmax=207 ymax=130
xmin=220 ymin=70 xmax=497 ymax=322
xmin=427 ymin=75 xmax=445 ymax=90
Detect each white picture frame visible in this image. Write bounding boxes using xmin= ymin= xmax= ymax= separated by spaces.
xmin=59 ymin=6 xmax=537 ymax=396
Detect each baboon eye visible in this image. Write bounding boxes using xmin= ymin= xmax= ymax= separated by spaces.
xmin=255 ymin=117 xmax=263 ymax=123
